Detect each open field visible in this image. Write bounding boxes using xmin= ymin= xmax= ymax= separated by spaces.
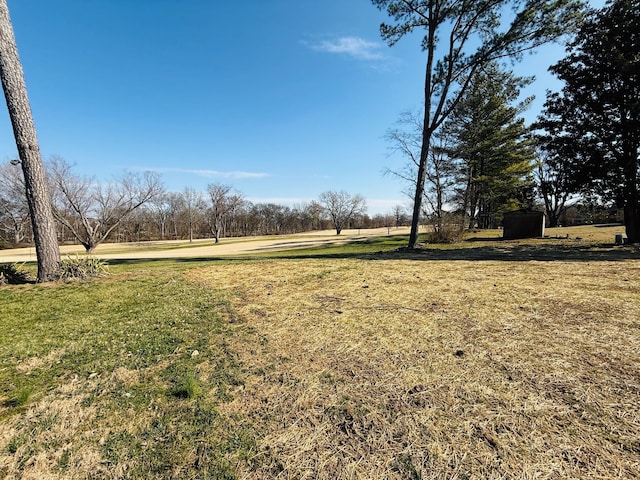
xmin=0 ymin=225 xmax=639 ymax=478
xmin=0 ymin=223 xmax=626 ymax=264
xmin=0 ymin=228 xmax=412 ymax=264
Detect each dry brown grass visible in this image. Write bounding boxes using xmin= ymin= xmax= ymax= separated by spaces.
xmin=1 ymin=226 xmax=637 ymax=479
xmin=190 ymin=250 xmax=640 ymax=479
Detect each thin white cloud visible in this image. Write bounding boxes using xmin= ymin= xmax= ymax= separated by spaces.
xmin=307 ymin=36 xmax=385 ymax=61
xmin=190 ymin=169 xmax=269 ymax=179
xmin=153 ymin=167 xmax=269 ymax=179
xmin=247 ymin=196 xmax=312 ymax=206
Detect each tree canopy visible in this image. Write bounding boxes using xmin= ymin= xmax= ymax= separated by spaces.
xmin=373 ymin=0 xmax=585 ymax=248
xmin=319 ymin=191 xmax=367 ymax=235
xmin=538 ymin=0 xmax=640 ymax=242
xmin=444 ymin=64 xmax=536 ymax=229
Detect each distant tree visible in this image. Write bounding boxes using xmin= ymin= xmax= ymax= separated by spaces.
xmin=291 ymin=203 xmax=311 ymax=232
xmin=534 ymin=151 xmax=572 ymax=227
xmin=537 ymin=0 xmax=640 ymax=242
xmin=377 ymin=212 xmax=396 ymax=232
xmin=319 ymin=191 xmax=367 ymax=235
xmin=444 ymin=65 xmax=536 ymax=229
xmin=180 ymin=187 xmax=205 ymax=243
xmin=0 ymin=0 xmax=60 ymax=280
xmin=206 ymin=183 xmax=243 ymax=243
xmin=118 ymin=206 xmax=149 ymax=243
xmin=164 ymin=192 xmax=185 ymax=239
xmin=291 ymin=201 xmax=324 ymax=232
xmin=249 ymin=203 xmax=292 ymax=235
xmin=372 ymin=0 xmax=584 ymax=248
xmin=0 ymin=160 xmax=30 ymax=245
xmin=48 ymin=157 xmax=164 ymax=252
xmin=392 ymin=205 xmax=407 ymax=227
xmin=305 ymin=201 xmax=325 ymax=231
xmin=148 ymin=193 xmax=173 ymax=240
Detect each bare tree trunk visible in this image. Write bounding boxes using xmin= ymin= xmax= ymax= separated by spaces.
xmin=408 ymin=139 xmax=429 ymax=247
xmin=408 ymin=21 xmax=437 ymax=250
xmin=624 ymin=161 xmax=640 ymax=244
xmin=408 ymin=71 xmax=434 ymax=248
xmin=0 ymin=0 xmax=59 ymax=281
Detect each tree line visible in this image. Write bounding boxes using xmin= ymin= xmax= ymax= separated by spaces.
xmin=1 ymin=0 xmax=637 ymax=281
xmin=0 ymin=156 xmax=395 ymax=251
xmin=375 ymin=0 xmax=638 ymax=246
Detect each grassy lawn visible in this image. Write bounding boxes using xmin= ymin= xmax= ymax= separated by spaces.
xmin=0 ymin=266 xmax=251 ymax=479
xmin=1 ymin=227 xmax=639 ymax=479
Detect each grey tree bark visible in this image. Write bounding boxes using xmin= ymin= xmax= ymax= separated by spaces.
xmin=0 ymin=0 xmax=60 ymax=281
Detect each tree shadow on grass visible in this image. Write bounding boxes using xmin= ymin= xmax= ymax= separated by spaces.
xmin=382 ymin=243 xmax=638 ymax=262
xmin=253 ymin=240 xmax=640 ymax=263
xmin=102 ymin=236 xmax=639 ymax=267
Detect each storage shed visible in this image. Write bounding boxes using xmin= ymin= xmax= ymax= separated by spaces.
xmin=503 ymin=210 xmax=545 ymax=239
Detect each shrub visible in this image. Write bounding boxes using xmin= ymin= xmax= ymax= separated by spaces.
xmin=57 ymin=255 xmax=109 ymax=280
xmin=426 ymin=223 xmax=464 ymax=244
xmin=0 ymin=263 xmax=35 ymax=285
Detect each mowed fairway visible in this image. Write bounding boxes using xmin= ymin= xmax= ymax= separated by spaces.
xmin=1 ymin=227 xmax=639 ymax=479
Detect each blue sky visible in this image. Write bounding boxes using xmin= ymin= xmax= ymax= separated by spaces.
xmin=1 ymin=0 xmax=603 ymax=215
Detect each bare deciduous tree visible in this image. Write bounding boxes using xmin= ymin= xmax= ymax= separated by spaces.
xmin=319 ymin=191 xmax=367 ymax=235
xmin=0 ymin=0 xmax=60 ymax=280
xmin=180 ymin=187 xmax=205 ymax=243
xmin=392 ymin=204 xmax=408 ymax=227
xmin=48 ymin=157 xmax=164 ymax=252
xmin=386 ymin=110 xmax=456 ymax=234
xmin=0 ymin=160 xmax=30 ymax=245
xmin=206 ymin=183 xmax=243 ymax=243
xmin=148 ymin=193 xmax=172 ymax=240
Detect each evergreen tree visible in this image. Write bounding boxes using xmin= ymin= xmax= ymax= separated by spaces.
xmin=444 ymin=65 xmax=536 ymax=229
xmin=538 ymin=0 xmax=640 ymax=242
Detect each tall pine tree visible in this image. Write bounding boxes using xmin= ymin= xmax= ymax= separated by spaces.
xmin=444 ymin=65 xmax=536 ymax=229
xmin=372 ymin=0 xmax=584 ymax=248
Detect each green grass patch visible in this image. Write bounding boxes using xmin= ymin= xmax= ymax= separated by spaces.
xmin=0 ymin=268 xmax=254 ymax=478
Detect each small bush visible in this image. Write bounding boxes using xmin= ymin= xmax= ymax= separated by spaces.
xmin=57 ymin=255 xmax=109 ymax=280
xmin=0 ymin=263 xmax=35 ymax=285
xmin=426 ymin=223 xmax=464 ymax=244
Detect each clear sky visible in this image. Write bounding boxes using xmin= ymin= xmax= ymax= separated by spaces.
xmin=1 ymin=0 xmax=604 ymax=215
